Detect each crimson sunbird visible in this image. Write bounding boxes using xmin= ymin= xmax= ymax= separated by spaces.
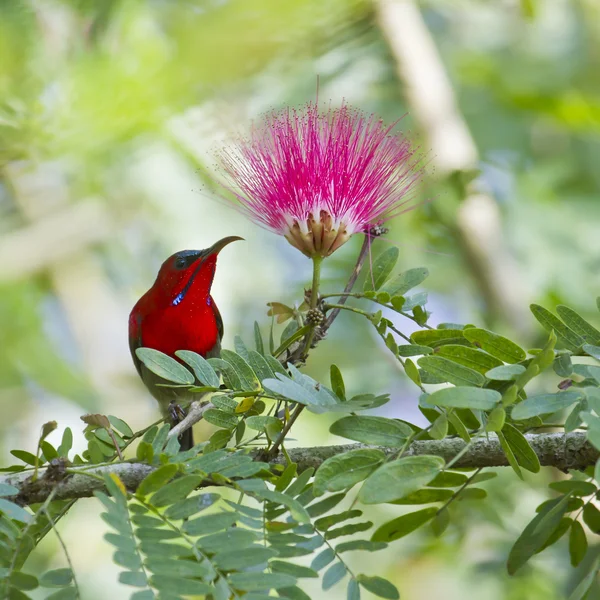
xmin=128 ymin=236 xmax=242 ymax=450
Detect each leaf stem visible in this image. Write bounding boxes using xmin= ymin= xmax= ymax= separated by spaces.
xmin=436 ymin=467 xmax=483 ymax=516
xmin=268 ymin=403 xmax=304 ymax=459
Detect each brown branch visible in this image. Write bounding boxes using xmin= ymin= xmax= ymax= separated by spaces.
xmin=3 ymin=432 xmax=596 ymax=506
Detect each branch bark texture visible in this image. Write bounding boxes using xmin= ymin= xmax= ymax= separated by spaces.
xmin=4 ymin=433 xmax=596 ymax=506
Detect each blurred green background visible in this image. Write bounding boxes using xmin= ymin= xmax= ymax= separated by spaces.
xmin=1 ymin=0 xmax=599 ymax=598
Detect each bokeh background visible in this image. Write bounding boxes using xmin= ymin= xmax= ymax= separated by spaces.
xmin=1 ymin=0 xmax=599 ymax=598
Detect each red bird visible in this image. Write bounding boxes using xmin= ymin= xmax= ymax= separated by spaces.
xmin=129 ymin=236 xmax=242 ymax=450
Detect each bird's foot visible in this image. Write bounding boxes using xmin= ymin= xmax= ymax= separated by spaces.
xmin=168 ymin=402 xmax=187 ymax=424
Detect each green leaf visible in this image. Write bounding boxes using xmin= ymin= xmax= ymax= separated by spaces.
xmin=569 ymin=520 xmax=587 ymax=567
xmin=198 ymin=529 xmax=259 ymax=553
xmin=325 ymin=521 xmax=373 ymax=540
xmin=39 ymin=569 xmax=73 ymax=587
xmin=549 ymin=481 xmax=596 ymax=497
xmin=9 ymin=571 xmax=39 ymax=590
xmin=45 ymin=588 xmax=79 ymax=600
xmin=0 ymin=498 xmax=32 ymax=523
xmin=485 ymin=364 xmax=526 ymax=381
xmin=486 ymin=406 xmax=506 ymax=433
xmin=556 ymin=306 xmax=600 ymax=345
xmin=418 ymin=356 xmax=485 ymax=387
xmin=311 ymin=548 xmax=336 ymax=571
xmin=402 ymin=358 xmax=421 ymax=387
xmin=228 ymin=572 xmax=296 ymax=591
xmin=569 ymin=558 xmax=600 ymax=600
xmin=447 ymin=411 xmax=471 ymax=443
xmin=396 ymin=344 xmax=433 ymax=357
xmin=583 ymin=503 xmax=600 ymax=533
xmin=258 ymin=489 xmax=310 ymax=524
xmin=502 ymin=423 xmax=540 ymax=473
xmin=135 ymin=348 xmax=194 ymax=384
xmin=364 ymin=247 xmax=399 ymax=292
xmin=356 ymin=575 xmax=399 ymax=600
xmin=359 ymin=456 xmax=444 ymax=504
xmin=246 ymin=350 xmax=276 ymax=382
xmin=322 ymin=562 xmax=347 ymax=590
xmin=371 ymin=507 xmax=437 ymax=542
xmin=554 ymin=353 xmax=574 ymax=377
xmin=511 ymin=391 xmax=583 ymax=420
xmin=429 ymin=413 xmax=448 ymax=440
xmin=403 ymin=292 xmax=428 ymax=311
xmin=149 ymin=575 xmax=211 ymax=596
xmin=389 ymin=488 xmax=453 ymax=505
xmin=315 ymin=509 xmax=363 ymax=531
xmin=214 ymin=546 xmax=278 ymax=570
xmin=498 ymin=431 xmax=522 ymax=479
xmin=507 ymin=494 xmax=572 ymax=574
xmin=57 ymin=427 xmax=74 ymax=457
xmin=336 ymin=540 xmax=387 ymax=553
xmin=583 ymin=344 xmax=600 ymax=361
xmin=262 ymin=377 xmax=335 ymax=409
xmin=278 ymin=586 xmax=312 ymax=600
xmin=314 ymin=449 xmax=386 ymax=496
xmin=430 ymin=508 xmax=450 ymax=537
xmin=234 ymin=335 xmax=250 ymax=361
xmin=435 ymin=345 xmax=503 ymax=374
xmin=245 ymin=415 xmax=282 ymax=433
xmin=462 ymin=328 xmax=526 ymax=363
xmin=411 ymin=329 xmax=465 ymax=348
xmin=10 ymin=450 xmax=38 ymax=466
xmin=136 ymin=464 xmax=178 ymax=498
xmin=284 ymin=468 xmax=314 ymax=498
xmin=271 ymin=561 xmax=319 ymax=578
xmin=381 ymin=267 xmax=428 ymax=296
xmin=428 ymin=472 xmax=468 ymax=487
xmin=347 ymin=578 xmax=361 ymax=600
xmin=330 ymin=365 xmax=346 ymax=401
xmin=254 ymin=321 xmax=265 ymax=354
xmin=145 ymin=557 xmax=211 ymax=579
xmin=428 ymin=387 xmax=500 ymax=410
xmin=203 ymin=408 xmax=239 ymax=430
xmin=183 ymin=511 xmax=239 ymax=535
xmin=175 ymin=350 xmax=220 ymax=388
xmin=306 ymin=493 xmax=345 ymax=518
xmin=0 ymin=484 xmax=19 ymax=497
xmin=208 ymin=358 xmax=241 ymax=389
xmin=530 ymin=304 xmax=584 ymax=351
xmin=220 ymin=349 xmax=261 ymax=391
xmin=152 ymin=475 xmax=203 ymax=508
xmin=119 ymin=570 xmax=148 ymax=587
xmin=329 ymin=416 xmax=412 ymax=447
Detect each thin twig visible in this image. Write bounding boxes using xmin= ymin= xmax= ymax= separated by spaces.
xmin=44 ymin=506 xmax=81 ymax=598
xmin=268 ymin=403 xmax=304 ymax=460
xmin=324 ymin=235 xmax=370 ymax=329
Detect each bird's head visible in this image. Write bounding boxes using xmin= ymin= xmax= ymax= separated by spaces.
xmin=152 ymin=236 xmax=243 ymax=307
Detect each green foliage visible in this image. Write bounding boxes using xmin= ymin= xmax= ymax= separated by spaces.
xmin=5 ymin=248 xmax=600 ymax=598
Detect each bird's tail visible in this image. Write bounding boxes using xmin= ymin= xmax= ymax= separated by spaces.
xmin=178 ymin=427 xmax=194 ymax=452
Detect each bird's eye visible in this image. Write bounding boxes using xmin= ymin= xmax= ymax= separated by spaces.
xmin=174 ymin=258 xmax=187 ymax=269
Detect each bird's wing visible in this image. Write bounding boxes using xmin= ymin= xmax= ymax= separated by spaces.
xmin=212 ymin=298 xmax=224 ymax=343
xmin=128 ymin=312 xmax=144 ymax=378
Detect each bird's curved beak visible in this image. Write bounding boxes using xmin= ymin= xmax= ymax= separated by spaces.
xmin=207 ymin=236 xmax=244 ymax=255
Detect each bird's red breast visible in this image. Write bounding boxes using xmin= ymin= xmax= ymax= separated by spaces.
xmin=128 ymin=237 xmax=242 ymax=400
xmin=128 ymin=253 xmax=222 ymax=362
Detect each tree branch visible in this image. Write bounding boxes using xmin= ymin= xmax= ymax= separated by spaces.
xmin=4 ymin=432 xmax=596 ymax=506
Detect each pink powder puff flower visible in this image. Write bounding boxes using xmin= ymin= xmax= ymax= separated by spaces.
xmin=216 ymin=101 xmax=423 ymax=258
